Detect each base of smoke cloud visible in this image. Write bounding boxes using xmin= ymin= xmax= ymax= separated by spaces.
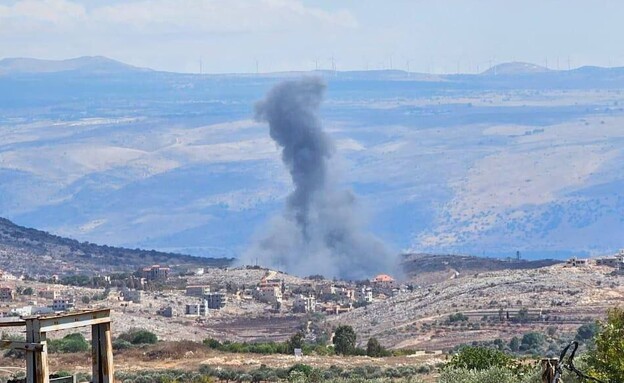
xmin=239 ymin=188 xmax=399 ymax=280
xmin=239 ymin=77 xmax=398 ymax=280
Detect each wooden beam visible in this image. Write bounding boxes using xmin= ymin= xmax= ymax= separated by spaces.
xmin=0 ymin=319 xmax=26 ymax=328
xmin=36 ymin=309 xmax=111 ymax=332
xmin=0 ymin=340 xmax=44 ymax=352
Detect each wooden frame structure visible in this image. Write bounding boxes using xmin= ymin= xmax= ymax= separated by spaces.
xmin=0 ymin=309 xmax=114 ymax=383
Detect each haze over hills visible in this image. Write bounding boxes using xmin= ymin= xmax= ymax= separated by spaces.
xmin=481 ymin=62 xmax=550 ymax=75
xmin=0 ymin=56 xmax=623 ymax=264
xmin=0 ymin=56 xmax=151 ymax=75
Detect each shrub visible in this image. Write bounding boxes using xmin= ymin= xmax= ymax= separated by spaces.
xmin=439 ymin=366 xmax=522 ymax=383
xmin=48 ymin=333 xmax=89 ymax=353
xmin=366 ymin=337 xmax=388 ymax=357
xmin=448 ymin=313 xmax=469 ymax=323
xmin=447 ymin=346 xmax=514 ymax=371
xmin=112 ymin=338 xmax=133 ymax=350
xmin=118 ymin=328 xmax=158 ymax=345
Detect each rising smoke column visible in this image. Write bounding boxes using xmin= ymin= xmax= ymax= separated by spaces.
xmin=243 ymin=77 xmax=396 ymax=280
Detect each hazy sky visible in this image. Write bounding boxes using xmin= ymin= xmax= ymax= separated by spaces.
xmin=1 ymin=0 xmax=622 ymax=74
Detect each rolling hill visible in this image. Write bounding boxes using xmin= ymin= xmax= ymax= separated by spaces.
xmin=0 ymin=217 xmax=231 ymax=276
xmin=0 ymin=56 xmax=150 ymax=75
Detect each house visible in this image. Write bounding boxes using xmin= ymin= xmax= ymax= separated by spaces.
xmin=51 ymin=297 xmax=75 ymax=312
xmin=121 ymin=288 xmax=144 ymax=303
xmin=372 ymin=274 xmax=397 ymax=289
xmin=318 ymin=283 xmax=337 ymax=296
xmin=595 ymin=257 xmax=624 ymax=268
xmin=0 ymin=270 xmax=17 ymax=282
xmin=185 ymin=299 xmax=209 ymax=317
xmin=356 ymin=286 xmax=373 ymax=303
xmin=256 ymin=286 xmax=283 ymax=305
xmin=0 ymin=287 xmax=14 ymax=301
xmin=186 ymin=285 xmax=210 ymax=297
xmin=259 ymin=277 xmax=282 ymax=289
xmin=39 ymin=288 xmax=60 ymax=300
xmin=566 ymin=257 xmax=589 ymax=267
xmin=11 ymin=305 xmax=54 ymax=317
xmin=336 ymin=286 xmax=355 ymax=302
xmin=293 ymin=294 xmax=316 ymax=313
xmin=157 ymin=306 xmax=176 ymax=318
xmin=140 ymin=265 xmax=170 ymax=281
xmin=320 ymin=303 xmax=352 ymax=315
xmin=205 ymin=292 xmax=227 ymax=309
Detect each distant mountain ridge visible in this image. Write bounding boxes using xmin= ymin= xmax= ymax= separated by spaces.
xmin=0 ymin=56 xmax=150 ymax=75
xmin=0 ymin=217 xmax=231 ymax=276
xmin=482 ymin=62 xmax=550 ymax=76
xmin=2 ymin=56 xmax=624 ymax=79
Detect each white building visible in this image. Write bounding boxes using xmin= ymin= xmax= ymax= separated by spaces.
xmin=121 ymin=288 xmax=144 ymax=303
xmin=11 ymin=306 xmax=54 ymax=317
xmin=205 ymin=292 xmax=227 ymax=309
xmin=566 ymin=257 xmax=589 ymax=267
xmin=293 ymin=294 xmax=316 ymax=313
xmin=51 ymin=297 xmax=75 ymax=312
xmin=185 ymin=299 xmax=209 ymax=317
xmin=256 ymin=286 xmax=282 ymax=305
xmin=356 ymin=286 xmax=373 ymax=303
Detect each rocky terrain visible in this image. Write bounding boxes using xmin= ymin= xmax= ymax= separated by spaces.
xmin=402 ymin=253 xmax=562 ymax=285
xmin=333 ymin=264 xmax=623 ymax=350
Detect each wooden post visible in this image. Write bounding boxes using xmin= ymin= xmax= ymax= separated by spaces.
xmin=25 ymin=319 xmax=49 ymax=383
xmin=92 ymin=322 xmax=114 ymax=383
xmin=25 ymin=319 xmax=35 ymax=383
xmin=91 ymin=324 xmax=101 ymax=383
xmin=541 ymin=358 xmax=558 ymax=383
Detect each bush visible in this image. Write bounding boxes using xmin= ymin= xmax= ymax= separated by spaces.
xmin=448 ymin=313 xmax=469 ymax=323
xmin=447 ymin=346 xmax=514 ymax=371
xmin=118 ymin=328 xmax=158 ymax=345
xmin=366 ymin=337 xmax=388 ymax=357
xmin=439 ymin=366 xmax=525 ymax=383
xmin=520 ymin=332 xmax=544 ymax=352
xmin=48 ymin=333 xmax=90 ymax=353
xmin=112 ymin=338 xmax=133 ymax=350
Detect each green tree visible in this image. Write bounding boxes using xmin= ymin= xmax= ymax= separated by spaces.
xmin=333 ymin=325 xmax=356 ymax=355
xmin=508 ymin=337 xmax=520 ymax=352
xmin=520 ymin=332 xmax=544 ymax=351
xmin=447 ymin=346 xmax=513 ymax=371
xmin=587 ymin=307 xmax=624 ymax=382
xmin=366 ymin=337 xmax=386 ymax=357
xmin=287 ymin=332 xmax=305 ymax=354
xmin=576 ymin=322 xmax=599 ymax=341
xmin=21 ymin=287 xmax=34 ymax=295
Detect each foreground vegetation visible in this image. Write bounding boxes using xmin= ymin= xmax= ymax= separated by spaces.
xmin=2 ymin=308 xmax=622 ymax=383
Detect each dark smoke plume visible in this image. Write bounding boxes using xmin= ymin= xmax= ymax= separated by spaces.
xmin=242 ymin=77 xmax=395 ymax=280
